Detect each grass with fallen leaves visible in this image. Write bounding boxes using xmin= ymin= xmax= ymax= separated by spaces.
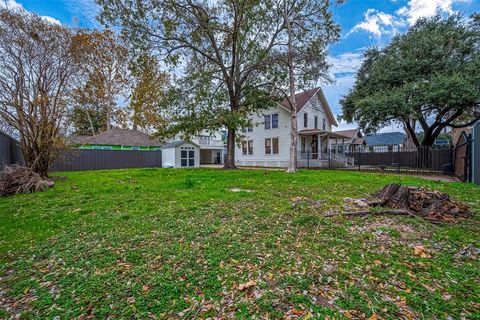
xmin=0 ymin=168 xmax=479 ymax=319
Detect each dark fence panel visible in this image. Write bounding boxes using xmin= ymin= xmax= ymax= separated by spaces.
xmin=343 ymin=146 xmax=454 ymax=174
xmin=51 ymin=149 xmax=162 ymax=172
xmin=0 ymin=131 xmax=24 ymax=169
xmin=472 ymin=124 xmax=479 ymax=185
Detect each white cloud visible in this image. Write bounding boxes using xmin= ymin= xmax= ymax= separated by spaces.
xmin=349 ymin=0 xmax=470 ymax=37
xmin=0 ymin=0 xmax=61 ymax=24
xmin=396 ymin=0 xmax=470 ymax=25
xmin=327 ymin=52 xmax=364 ymax=76
xmin=62 ymin=0 xmax=101 ymax=27
xmin=348 ymin=9 xmax=404 ymax=37
xmin=0 ymin=0 xmax=22 ymax=10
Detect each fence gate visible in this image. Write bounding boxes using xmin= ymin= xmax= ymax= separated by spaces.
xmin=454 ymin=132 xmax=469 ymax=182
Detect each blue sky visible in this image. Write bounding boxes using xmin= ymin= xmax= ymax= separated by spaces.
xmin=2 ymin=0 xmax=479 ymax=131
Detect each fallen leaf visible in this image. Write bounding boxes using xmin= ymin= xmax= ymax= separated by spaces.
xmin=414 ymin=245 xmax=425 ymax=256
xmin=127 ymin=296 xmax=136 ymax=304
xmin=414 ymin=245 xmax=431 ymax=258
xmin=238 ymin=280 xmax=256 ymax=291
xmin=368 ymin=313 xmax=378 ymax=320
xmin=290 ymin=308 xmax=306 ymax=316
xmin=374 ymin=260 xmax=382 ymax=266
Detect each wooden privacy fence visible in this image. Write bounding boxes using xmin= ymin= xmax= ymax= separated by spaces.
xmin=51 ymin=149 xmax=162 ymax=172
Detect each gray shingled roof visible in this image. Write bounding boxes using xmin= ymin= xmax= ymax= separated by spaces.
xmin=364 ymin=132 xmax=405 ymax=146
xmin=162 ymin=140 xmax=200 ymax=149
xmin=66 ymin=128 xmax=162 ymax=147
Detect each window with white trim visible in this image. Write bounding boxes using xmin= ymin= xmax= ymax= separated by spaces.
xmin=265 ymin=138 xmax=279 ymax=154
xmin=264 ymin=114 xmax=278 ymax=129
xmin=247 ymin=140 xmax=253 ymax=155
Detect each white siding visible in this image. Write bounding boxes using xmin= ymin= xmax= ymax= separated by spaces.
xmin=297 ymin=94 xmax=333 ymax=132
xmin=235 ymin=105 xmax=291 ymax=167
xmin=162 ymin=142 xmax=200 ymax=168
xmin=175 ymin=143 xmax=200 ymax=168
xmin=235 ymin=90 xmax=336 ymax=167
xmin=162 ymin=148 xmax=176 ymax=168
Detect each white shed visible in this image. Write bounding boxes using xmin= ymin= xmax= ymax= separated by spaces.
xmin=161 ymin=141 xmax=200 ymax=168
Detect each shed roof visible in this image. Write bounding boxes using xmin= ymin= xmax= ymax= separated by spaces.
xmin=364 ymin=132 xmax=405 ymax=146
xmin=162 ymin=140 xmax=200 ymax=149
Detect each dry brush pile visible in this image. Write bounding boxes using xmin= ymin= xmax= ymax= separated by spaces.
xmin=0 ymin=165 xmax=54 ymax=197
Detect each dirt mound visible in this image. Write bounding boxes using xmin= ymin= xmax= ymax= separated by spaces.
xmin=0 ymin=165 xmax=54 ymax=197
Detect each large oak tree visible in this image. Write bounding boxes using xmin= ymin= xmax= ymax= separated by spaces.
xmin=98 ymin=0 xmax=294 ymax=168
xmin=340 ymin=14 xmax=480 ymax=147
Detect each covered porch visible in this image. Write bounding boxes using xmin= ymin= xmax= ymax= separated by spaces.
xmin=199 ymin=148 xmax=224 ymax=165
xmin=297 ymin=129 xmax=352 ymax=168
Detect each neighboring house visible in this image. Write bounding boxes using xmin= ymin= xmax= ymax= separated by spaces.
xmin=66 ymin=128 xmax=162 ymax=151
xmin=364 ymin=132 xmax=406 ymax=152
xmin=161 ymin=141 xmax=200 ymax=168
xmin=330 ymin=128 xmax=366 ymax=153
xmin=235 ymin=87 xmax=343 ymax=168
xmin=170 ymin=130 xmax=226 ymax=165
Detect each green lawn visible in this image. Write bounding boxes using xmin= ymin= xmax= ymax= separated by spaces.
xmin=0 ymin=168 xmax=479 ymax=319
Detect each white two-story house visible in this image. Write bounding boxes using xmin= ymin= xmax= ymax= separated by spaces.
xmin=235 ymin=87 xmax=347 ymax=168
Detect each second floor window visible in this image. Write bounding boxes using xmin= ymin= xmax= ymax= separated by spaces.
xmin=314 ymin=116 xmax=318 ymax=129
xmin=304 ymin=113 xmax=308 ymax=127
xmin=264 ymin=115 xmax=271 ymax=129
xmin=322 ymin=118 xmax=326 ymax=131
xmin=264 ymin=114 xmax=279 ymax=129
xmin=271 ymin=114 xmax=278 ymax=128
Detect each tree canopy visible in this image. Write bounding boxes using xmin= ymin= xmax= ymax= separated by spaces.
xmin=0 ymin=9 xmax=80 ymax=176
xmin=340 ymin=14 xmax=480 ymax=147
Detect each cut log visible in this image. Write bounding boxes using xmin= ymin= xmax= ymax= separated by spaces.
xmin=331 ymin=183 xmax=472 ymax=222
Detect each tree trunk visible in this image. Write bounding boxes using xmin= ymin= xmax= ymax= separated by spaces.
xmin=85 ymin=110 xmax=95 ymax=135
xmin=285 ymin=4 xmax=298 ymax=173
xmin=224 ymin=126 xmax=237 ymax=169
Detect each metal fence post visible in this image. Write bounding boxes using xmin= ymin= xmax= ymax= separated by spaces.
xmin=358 ymin=150 xmax=361 ymax=171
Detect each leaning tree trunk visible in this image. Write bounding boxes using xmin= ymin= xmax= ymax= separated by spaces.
xmin=224 ymin=126 xmax=237 ymax=169
xmin=285 ymin=6 xmax=298 ymax=173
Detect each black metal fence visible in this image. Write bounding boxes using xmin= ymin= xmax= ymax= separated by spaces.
xmin=0 ymin=131 xmax=24 ymax=169
xmin=299 ymin=145 xmax=455 ymax=175
xmin=51 ymin=149 xmax=162 ymax=172
xmin=472 ymin=124 xmax=480 ymax=185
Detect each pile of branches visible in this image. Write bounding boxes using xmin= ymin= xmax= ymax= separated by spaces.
xmin=329 ymin=183 xmax=471 ymax=222
xmin=0 ymin=165 xmax=54 ymax=197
